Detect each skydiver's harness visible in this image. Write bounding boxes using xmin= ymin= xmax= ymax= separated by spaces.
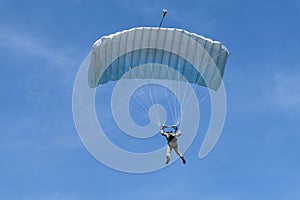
xmin=167 ymin=134 xmax=175 ymax=143
xmin=161 ymin=125 xmax=179 ymax=144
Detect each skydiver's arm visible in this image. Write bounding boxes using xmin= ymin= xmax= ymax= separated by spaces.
xmin=176 ymin=130 xmax=182 ymax=137
xmin=160 ymin=127 xmax=167 ymax=137
xmin=161 ymin=133 xmax=168 ymax=137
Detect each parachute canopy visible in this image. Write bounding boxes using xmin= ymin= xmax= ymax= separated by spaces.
xmin=88 ymin=27 xmax=229 ymax=91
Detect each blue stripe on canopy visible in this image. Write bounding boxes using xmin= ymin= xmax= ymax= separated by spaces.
xmin=98 ymin=48 xmax=208 ymax=87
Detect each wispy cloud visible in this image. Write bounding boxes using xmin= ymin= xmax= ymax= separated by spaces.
xmin=0 ymin=27 xmax=77 ymax=68
xmin=268 ymin=72 xmax=300 ymax=110
xmin=0 ymin=116 xmax=80 ymax=152
xmin=0 ymin=25 xmax=84 ymax=111
xmin=226 ymin=63 xmax=300 ymax=114
xmin=0 ymin=26 xmax=82 ymax=152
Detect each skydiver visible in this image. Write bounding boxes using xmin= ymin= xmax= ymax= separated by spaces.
xmin=160 ymin=125 xmax=186 ymax=165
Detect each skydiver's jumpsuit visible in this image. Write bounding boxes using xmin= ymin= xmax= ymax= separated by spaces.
xmin=160 ymin=129 xmax=185 ymax=164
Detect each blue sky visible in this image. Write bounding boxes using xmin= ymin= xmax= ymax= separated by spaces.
xmin=1 ymin=0 xmax=300 ymax=199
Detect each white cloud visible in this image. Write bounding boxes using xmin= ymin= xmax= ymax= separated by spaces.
xmin=0 ymin=26 xmax=85 ymax=111
xmin=269 ymin=72 xmax=300 ymax=109
xmin=226 ymin=64 xmax=300 ymax=114
xmin=0 ymin=27 xmax=77 ymax=68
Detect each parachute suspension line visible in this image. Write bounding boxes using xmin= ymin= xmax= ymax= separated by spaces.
xmin=124 ymin=44 xmax=149 ymax=116
xmin=148 ymin=83 xmax=163 ymax=126
xmin=164 ymin=44 xmax=183 ymax=125
xmin=102 ymin=69 xmax=150 ymax=121
xmin=177 ymin=56 xmax=187 ymax=125
xmin=148 ymin=47 xmax=164 ymax=126
xmin=174 ymin=57 xmax=182 ymax=125
xmin=167 ymin=74 xmax=177 ymax=124
xmin=180 ymin=48 xmax=221 ymax=121
xmin=179 ymin=48 xmax=201 ymax=123
xmin=151 ymin=72 xmax=163 ymax=126
xmin=130 ymin=71 xmax=159 ymax=123
xmin=131 ymin=81 xmax=153 ymax=115
xmin=174 ymin=37 xmax=193 ymax=125
xmin=165 ymin=64 xmax=179 ymax=125
xmin=180 ymin=83 xmax=198 ymax=123
xmin=180 ymin=64 xmax=198 ymax=123
xmin=119 ymin=41 xmax=156 ymax=123
xmin=127 ymin=62 xmax=162 ymax=126
xmin=124 ymin=69 xmax=159 ymax=124
xmin=170 ymin=53 xmax=186 ymax=125
xmin=163 ymin=88 xmax=177 ymax=125
xmin=193 ymin=43 xmax=214 ymax=105
xmin=122 ymin=59 xmax=162 ymax=126
xmin=102 ymin=60 xmax=150 ymax=119
xmin=128 ymin=59 xmax=152 ymax=117
xmin=148 ymin=81 xmax=161 ymax=125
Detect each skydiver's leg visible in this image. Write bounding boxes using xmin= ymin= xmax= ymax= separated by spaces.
xmin=166 ymin=145 xmax=171 ymax=164
xmin=173 ymin=144 xmax=183 ymax=157
xmin=174 ymin=144 xmax=186 ymax=164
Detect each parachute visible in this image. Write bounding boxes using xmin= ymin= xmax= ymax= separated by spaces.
xmin=88 ymin=27 xmax=229 ymax=127
xmin=88 ymin=27 xmax=228 ymax=91
xmin=72 ymin=27 xmax=229 ymax=171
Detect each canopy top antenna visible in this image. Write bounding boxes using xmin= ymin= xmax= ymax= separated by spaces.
xmin=159 ymin=9 xmax=168 ymax=28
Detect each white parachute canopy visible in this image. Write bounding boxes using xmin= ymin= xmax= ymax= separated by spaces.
xmin=88 ymin=27 xmax=229 ymax=126
xmin=88 ymin=27 xmax=229 ymax=91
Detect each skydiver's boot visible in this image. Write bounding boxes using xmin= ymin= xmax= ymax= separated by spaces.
xmin=166 ymin=156 xmax=170 ymax=164
xmin=180 ymin=156 xmax=186 ymax=164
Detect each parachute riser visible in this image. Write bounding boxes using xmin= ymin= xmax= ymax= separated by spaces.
xmin=161 ymin=124 xmax=179 ymax=133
